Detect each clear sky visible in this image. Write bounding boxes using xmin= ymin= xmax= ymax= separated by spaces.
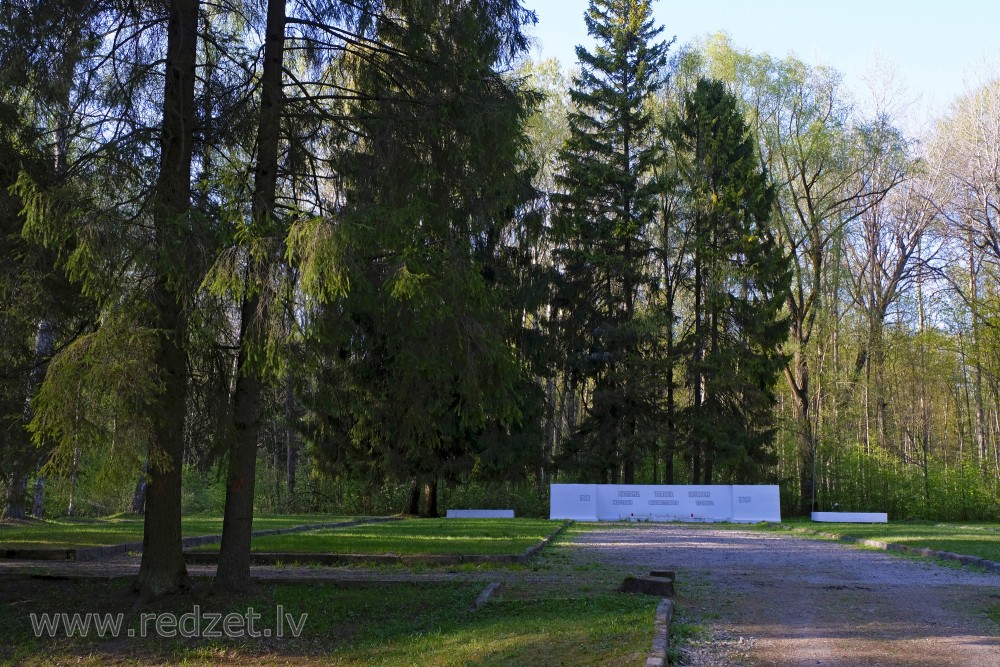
xmin=522 ymin=0 xmax=1000 ymax=121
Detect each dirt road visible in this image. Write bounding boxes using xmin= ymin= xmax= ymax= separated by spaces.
xmin=564 ymin=523 xmax=1000 ymax=666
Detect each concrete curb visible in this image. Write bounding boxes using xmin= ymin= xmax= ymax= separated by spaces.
xmin=183 ymin=551 xmax=521 ymax=566
xmin=776 ymin=524 xmax=1000 ymax=574
xmin=645 ymin=597 xmax=674 ymax=667
xmin=517 ymin=520 xmax=572 ymax=564
xmin=471 ymin=581 xmax=501 ymax=610
xmin=3 ymin=517 xmax=399 ymax=562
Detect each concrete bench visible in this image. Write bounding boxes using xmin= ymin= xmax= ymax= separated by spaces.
xmin=811 ymin=511 xmax=887 ymax=523
xmin=446 ymin=509 xmax=514 ymax=518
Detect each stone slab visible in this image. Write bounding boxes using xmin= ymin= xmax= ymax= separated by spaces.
xmin=619 ymin=575 xmax=675 ymax=597
xmin=445 ymin=509 xmax=514 ymax=518
xmin=811 ymin=511 xmax=887 ymax=523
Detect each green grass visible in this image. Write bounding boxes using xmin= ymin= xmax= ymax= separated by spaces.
xmin=749 ymin=519 xmax=1000 ymax=563
xmin=194 ymin=518 xmax=564 ymax=556
xmin=0 ymin=522 xmax=656 ymax=666
xmin=0 ymin=514 xmax=350 ymax=549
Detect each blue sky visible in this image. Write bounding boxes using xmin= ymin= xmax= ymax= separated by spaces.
xmin=522 ymin=1 xmax=1000 ymax=116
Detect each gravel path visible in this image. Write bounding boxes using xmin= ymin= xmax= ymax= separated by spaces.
xmin=565 ymin=523 xmax=1000 ymax=666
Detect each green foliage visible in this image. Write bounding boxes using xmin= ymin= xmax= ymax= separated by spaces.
xmin=551 ymin=0 xmax=672 ymax=482
xmin=298 ymin=0 xmax=542 ymax=494
xmin=28 ymin=315 xmax=158 ymax=476
xmin=669 ymin=78 xmax=791 ymax=483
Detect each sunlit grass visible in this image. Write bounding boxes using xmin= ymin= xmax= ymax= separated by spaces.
xmin=0 ymin=525 xmax=655 ymax=666
xmin=747 ymin=519 xmax=1000 ymax=563
xmin=193 ymin=518 xmax=565 ymax=555
xmin=0 ymin=514 xmax=350 ymax=549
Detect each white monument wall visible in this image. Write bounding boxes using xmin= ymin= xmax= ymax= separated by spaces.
xmin=548 ymin=483 xmax=599 ymax=521
xmin=549 ymin=484 xmax=781 ymax=523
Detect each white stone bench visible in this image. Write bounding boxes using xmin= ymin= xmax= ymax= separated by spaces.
xmin=811 ymin=511 xmax=887 ymax=523
xmin=446 ymin=509 xmax=514 ymax=518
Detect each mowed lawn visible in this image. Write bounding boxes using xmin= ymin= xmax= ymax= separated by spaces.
xmin=0 ymin=515 xmax=350 ymax=549
xmin=756 ymin=520 xmax=1000 ymax=563
xmin=0 ymin=579 xmax=655 ymax=666
xmin=0 ymin=523 xmax=656 ymax=667
xmin=196 ymin=518 xmax=566 ymax=555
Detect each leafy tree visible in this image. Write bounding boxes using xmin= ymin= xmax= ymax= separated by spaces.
xmin=670 ymin=78 xmax=791 ymax=483
xmin=551 ymin=0 xmax=670 ymax=483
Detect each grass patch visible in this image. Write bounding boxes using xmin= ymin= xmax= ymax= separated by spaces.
xmin=0 ymin=514 xmax=350 ymax=549
xmin=0 ymin=521 xmax=655 ymax=666
xmin=746 ymin=519 xmax=1000 ymax=563
xmin=193 ymin=518 xmax=565 ymax=556
xmin=986 ymin=600 xmax=1000 ymax=628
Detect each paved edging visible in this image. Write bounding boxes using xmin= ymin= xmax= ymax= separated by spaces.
xmin=2 ymin=517 xmax=400 ymax=562
xmin=517 ymin=520 xmax=572 ymax=564
xmin=645 ymin=597 xmax=674 ymax=667
xmin=775 ymin=524 xmax=1000 ymax=574
xmin=471 ymin=582 xmax=501 ymax=610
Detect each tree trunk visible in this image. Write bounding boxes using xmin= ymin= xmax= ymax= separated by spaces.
xmin=131 ymin=463 xmax=147 ymax=515
xmin=3 ymin=471 xmax=28 ymax=520
xmin=215 ymin=357 xmax=261 ymax=591
xmin=787 ymin=343 xmax=815 ymax=515
xmin=31 ymin=476 xmax=45 ymax=518
xmin=404 ymin=479 xmax=420 ymax=515
xmin=285 ymin=370 xmax=297 ymax=499
xmin=135 ymin=0 xmax=199 ymax=598
xmin=421 ymin=477 xmax=439 ymax=518
xmin=215 ymin=0 xmax=284 ymax=593
xmin=67 ymin=447 xmax=79 ymax=516
xmin=136 ymin=290 xmax=190 ymax=596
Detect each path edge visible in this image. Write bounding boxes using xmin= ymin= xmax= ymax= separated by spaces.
xmin=775 ymin=524 xmax=1000 ymax=574
xmin=645 ymin=597 xmax=674 ymax=667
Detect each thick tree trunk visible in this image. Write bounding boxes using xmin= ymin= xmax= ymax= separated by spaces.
xmin=135 ymin=0 xmax=199 ymax=598
xmin=137 ymin=290 xmax=191 ymax=596
xmin=421 ymin=478 xmax=439 ymax=518
xmin=215 ymin=0 xmax=284 ymax=593
xmin=404 ymin=479 xmax=420 ymax=515
xmin=215 ymin=349 xmax=261 ymax=591
xmin=3 ymin=471 xmax=28 ymax=520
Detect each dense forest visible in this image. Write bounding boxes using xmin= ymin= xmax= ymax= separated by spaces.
xmin=3 ymin=0 xmax=1000 ymax=593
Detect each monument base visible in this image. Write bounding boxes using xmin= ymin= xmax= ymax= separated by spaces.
xmin=446 ymin=509 xmax=514 ymax=518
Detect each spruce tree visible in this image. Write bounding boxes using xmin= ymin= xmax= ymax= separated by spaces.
xmin=670 ymin=78 xmax=791 ymax=483
xmin=552 ymin=0 xmax=670 ymax=483
xmin=296 ymin=0 xmax=539 ymax=515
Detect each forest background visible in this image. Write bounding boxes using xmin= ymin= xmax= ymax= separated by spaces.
xmin=4 ymin=0 xmax=1000 ymax=555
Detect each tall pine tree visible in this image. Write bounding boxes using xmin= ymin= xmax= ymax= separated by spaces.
xmin=670 ymin=78 xmax=791 ymax=484
xmin=552 ymin=0 xmax=670 ymax=483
